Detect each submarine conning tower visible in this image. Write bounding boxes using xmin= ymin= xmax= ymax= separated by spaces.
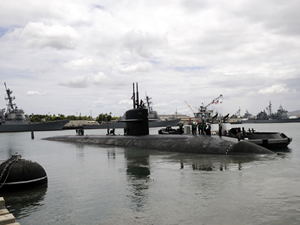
xmin=124 ymin=83 xmax=149 ymax=136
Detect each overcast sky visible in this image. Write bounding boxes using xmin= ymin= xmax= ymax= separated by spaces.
xmin=0 ymin=0 xmax=299 ymax=118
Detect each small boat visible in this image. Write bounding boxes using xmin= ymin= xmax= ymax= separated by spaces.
xmin=220 ymin=126 xmax=292 ymax=150
xmin=158 ymin=125 xmax=181 ymax=134
xmin=0 ymin=83 xmax=69 ymax=132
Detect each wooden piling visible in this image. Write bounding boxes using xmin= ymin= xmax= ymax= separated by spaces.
xmin=0 ymin=197 xmax=20 ymax=225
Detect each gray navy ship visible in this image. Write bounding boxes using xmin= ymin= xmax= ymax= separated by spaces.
xmin=242 ymin=101 xmax=300 ymax=123
xmin=0 ymin=83 xmax=69 ymax=132
xmin=230 ymin=102 xmax=300 ymax=124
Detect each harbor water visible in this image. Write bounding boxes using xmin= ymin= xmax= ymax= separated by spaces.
xmin=0 ymin=123 xmax=299 ymax=225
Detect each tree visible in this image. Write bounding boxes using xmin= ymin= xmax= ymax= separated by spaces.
xmin=28 ymin=112 xmax=117 ymax=122
xmin=67 ymin=115 xmax=77 ymax=120
xmin=107 ymin=112 xmax=112 ymax=122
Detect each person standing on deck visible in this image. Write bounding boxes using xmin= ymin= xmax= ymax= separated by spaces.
xmin=203 ymin=122 xmax=206 ymax=135
xmin=191 ymin=122 xmax=195 ymax=135
xmin=178 ymin=123 xmax=183 ymax=134
xmin=193 ymin=122 xmax=198 ymax=135
xmin=206 ymin=123 xmax=211 ymax=136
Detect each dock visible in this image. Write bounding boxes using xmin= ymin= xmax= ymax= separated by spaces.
xmin=0 ymin=197 xmax=19 ymax=225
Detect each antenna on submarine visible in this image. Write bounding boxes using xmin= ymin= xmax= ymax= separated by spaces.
xmin=132 ymin=82 xmax=140 ymax=109
xmin=136 ymin=82 xmax=139 ymax=108
xmin=132 ymin=83 xmax=135 ymax=109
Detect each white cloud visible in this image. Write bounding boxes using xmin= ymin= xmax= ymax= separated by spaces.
xmin=155 ymin=102 xmax=167 ymax=108
xmin=118 ymin=100 xmax=132 ymax=105
xmin=64 ymin=58 xmax=102 ymax=70
xmin=0 ymin=0 xmax=299 ymax=116
xmin=259 ymin=84 xmax=291 ymax=94
xmin=26 ymin=90 xmax=48 ymax=96
xmin=119 ymin=62 xmax=153 ymax=73
xmin=121 ymin=30 xmax=166 ymax=58
xmin=94 ymin=97 xmax=105 ymax=106
xmin=59 ymin=73 xmax=108 ymax=88
xmin=7 ymin=22 xmax=80 ymax=49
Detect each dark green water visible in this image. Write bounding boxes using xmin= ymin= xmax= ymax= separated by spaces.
xmin=0 ymin=124 xmax=299 ymax=225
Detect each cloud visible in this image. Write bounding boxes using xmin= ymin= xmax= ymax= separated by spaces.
xmin=118 ymin=100 xmax=132 ymax=105
xmin=119 ymin=62 xmax=153 ymax=73
xmin=8 ymin=22 xmax=80 ymax=49
xmin=259 ymin=84 xmax=291 ymax=94
xmin=0 ymin=0 xmax=299 ymax=116
xmin=122 ymin=30 xmax=166 ymax=58
xmin=94 ymin=97 xmax=106 ymax=106
xmin=155 ymin=102 xmax=167 ymax=107
xmin=59 ymin=72 xmax=108 ymax=88
xmin=64 ymin=58 xmax=102 ymax=70
xmin=26 ymin=90 xmax=48 ymax=96
xmin=237 ymin=0 xmax=300 ymax=36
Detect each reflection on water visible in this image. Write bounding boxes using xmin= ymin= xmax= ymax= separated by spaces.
xmin=169 ymin=153 xmax=278 ymax=172
xmin=0 ymin=124 xmax=298 ymax=225
xmin=124 ymin=149 xmax=150 ymax=212
xmin=1 ymin=186 xmax=47 ymax=219
xmin=191 ymin=155 xmax=256 ymax=171
xmin=75 ymin=143 xmax=85 ymax=159
xmin=107 ymin=149 xmax=116 ymax=159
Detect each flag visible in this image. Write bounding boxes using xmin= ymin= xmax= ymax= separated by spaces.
xmin=131 ymin=96 xmax=134 ymax=100
xmin=215 ymin=100 xmax=219 ymax=104
xmin=212 ymin=100 xmax=215 ymax=104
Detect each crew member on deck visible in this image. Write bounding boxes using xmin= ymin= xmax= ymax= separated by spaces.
xmin=206 ymin=123 xmax=211 ymax=136
xmin=178 ymin=123 xmax=183 ymax=134
xmin=203 ymin=122 xmax=206 ymax=135
xmin=192 ymin=122 xmax=197 ymax=135
xmin=197 ymin=122 xmax=201 ymax=135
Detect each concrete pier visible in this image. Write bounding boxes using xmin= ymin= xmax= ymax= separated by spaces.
xmin=44 ymin=134 xmax=275 ymax=155
xmin=0 ymin=197 xmax=19 ymax=225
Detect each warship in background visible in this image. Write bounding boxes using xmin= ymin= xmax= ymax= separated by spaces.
xmin=0 ymin=83 xmax=69 ymax=132
xmin=230 ymin=101 xmax=300 ymax=124
xmin=143 ymin=94 xmax=181 ymax=126
xmin=83 ymin=94 xmax=181 ymax=130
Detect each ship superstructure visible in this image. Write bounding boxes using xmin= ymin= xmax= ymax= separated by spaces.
xmin=0 ymin=83 xmax=69 ymax=132
xmin=0 ymin=83 xmax=30 ymax=125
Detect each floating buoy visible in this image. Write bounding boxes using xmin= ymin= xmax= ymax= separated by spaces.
xmin=0 ymin=154 xmax=47 ymax=192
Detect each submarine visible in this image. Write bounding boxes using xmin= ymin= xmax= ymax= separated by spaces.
xmin=44 ymin=83 xmax=274 ymax=155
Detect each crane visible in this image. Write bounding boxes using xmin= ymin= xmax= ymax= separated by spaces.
xmin=184 ymin=100 xmax=195 ymax=114
xmin=203 ymin=94 xmax=223 ymax=109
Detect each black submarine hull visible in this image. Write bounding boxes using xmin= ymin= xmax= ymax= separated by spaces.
xmin=44 ymin=134 xmax=274 ymax=155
